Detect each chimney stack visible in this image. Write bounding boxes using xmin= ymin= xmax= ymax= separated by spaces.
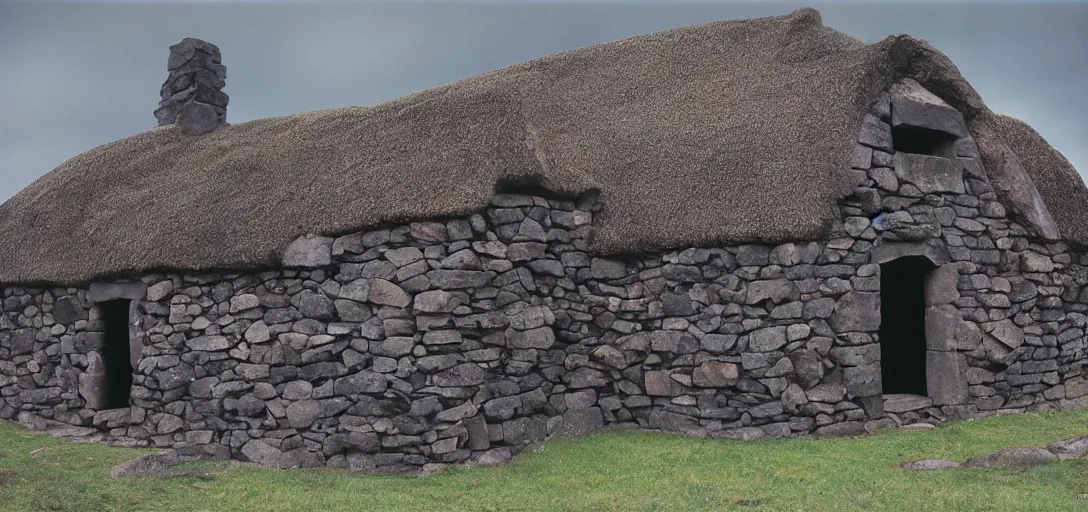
xmin=154 ymin=38 xmax=228 ymax=136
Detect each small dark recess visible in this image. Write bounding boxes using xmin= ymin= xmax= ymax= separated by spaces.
xmin=891 ymin=124 xmax=957 ymax=157
xmin=101 ymin=299 xmax=133 ymax=409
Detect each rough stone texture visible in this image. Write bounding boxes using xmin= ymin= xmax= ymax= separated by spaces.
xmin=894 ymin=153 xmax=965 ymax=194
xmin=1 ymin=85 xmax=1084 ymax=472
xmin=1047 ymin=436 xmax=1088 ymax=460
xmin=888 ymin=79 xmax=968 ymax=137
xmin=155 ymin=38 xmax=228 ymax=135
xmin=964 ymin=447 xmax=1057 ymax=468
xmin=282 ymin=235 xmax=333 ymax=268
xmin=883 ymin=394 xmax=933 ymax=413
xmin=926 ymin=352 xmax=968 ymax=405
xmin=900 ymin=459 xmax=960 ymax=470
xmin=110 ymin=450 xmax=183 ymax=478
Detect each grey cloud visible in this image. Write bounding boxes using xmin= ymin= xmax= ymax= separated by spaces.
xmin=0 ymin=1 xmax=1084 ymax=202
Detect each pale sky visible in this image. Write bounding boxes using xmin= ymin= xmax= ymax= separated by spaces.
xmin=1 ymin=1 xmax=1085 ymax=202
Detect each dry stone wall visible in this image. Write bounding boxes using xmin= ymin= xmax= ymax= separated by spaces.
xmin=1 ymin=81 xmax=1087 ymax=471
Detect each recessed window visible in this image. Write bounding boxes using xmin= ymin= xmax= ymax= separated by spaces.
xmin=892 ymin=124 xmax=957 ymax=158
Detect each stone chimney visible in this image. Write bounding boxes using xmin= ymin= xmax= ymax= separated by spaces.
xmin=154 ymin=38 xmax=228 ymax=136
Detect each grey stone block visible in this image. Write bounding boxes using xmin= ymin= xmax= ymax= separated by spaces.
xmin=889 ymin=79 xmax=968 ymax=137
xmin=88 ymin=281 xmax=147 ymax=302
xmin=829 ymin=291 xmax=880 ymax=333
xmin=282 ymin=235 xmax=333 ymax=268
xmin=924 ymin=305 xmax=959 ymax=351
xmin=926 ymin=351 xmax=968 ymax=405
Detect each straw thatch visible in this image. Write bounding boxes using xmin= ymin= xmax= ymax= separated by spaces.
xmin=0 ymin=7 xmax=1083 ymax=286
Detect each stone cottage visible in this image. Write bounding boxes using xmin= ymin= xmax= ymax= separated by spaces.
xmin=1 ymin=8 xmax=1086 ymax=471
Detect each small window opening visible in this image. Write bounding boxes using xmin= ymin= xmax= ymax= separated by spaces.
xmin=892 ymin=124 xmax=957 ymax=158
xmin=879 ymin=256 xmax=936 ymax=395
xmin=100 ymin=299 xmax=133 ymax=409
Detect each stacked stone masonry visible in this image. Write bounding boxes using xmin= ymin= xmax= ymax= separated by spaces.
xmin=153 ymin=38 xmax=229 ymax=136
xmin=2 ymin=81 xmax=1087 ymax=470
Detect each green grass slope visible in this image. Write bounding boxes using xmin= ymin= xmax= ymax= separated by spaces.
xmin=1 ymin=410 xmax=1088 ymax=511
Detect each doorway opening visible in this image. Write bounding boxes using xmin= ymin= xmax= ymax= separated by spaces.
xmin=879 ymin=256 xmax=935 ymax=395
xmin=100 ymin=299 xmax=133 ymax=409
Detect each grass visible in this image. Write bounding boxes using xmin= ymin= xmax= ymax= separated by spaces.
xmin=1 ymin=411 xmax=1088 ymax=511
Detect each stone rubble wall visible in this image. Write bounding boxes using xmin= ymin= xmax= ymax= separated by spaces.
xmin=841 ymin=82 xmax=1088 ymax=423
xmin=1 ymin=81 xmax=1087 ymax=471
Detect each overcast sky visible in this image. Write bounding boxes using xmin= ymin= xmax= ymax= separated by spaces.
xmin=0 ymin=1 xmax=1085 ymax=203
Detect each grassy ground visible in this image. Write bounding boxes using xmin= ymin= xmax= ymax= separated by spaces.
xmin=1 ymin=411 xmax=1087 ymax=511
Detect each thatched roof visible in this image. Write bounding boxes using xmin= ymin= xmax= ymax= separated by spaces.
xmin=0 ymin=7 xmax=1084 ymax=286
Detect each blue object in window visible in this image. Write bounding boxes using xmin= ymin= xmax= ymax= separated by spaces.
xmin=871 ymin=212 xmax=886 ymax=230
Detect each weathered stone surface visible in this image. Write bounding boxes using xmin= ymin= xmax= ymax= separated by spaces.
xmin=926 ymin=351 xmax=968 ymax=405
xmin=883 ymin=394 xmax=933 ymax=413
xmin=427 ymin=270 xmax=494 ymax=289
xmin=286 ymin=400 xmax=322 ymax=428
xmin=889 ymin=79 xmax=969 ymax=137
xmin=88 ymin=281 xmax=147 ymax=302
xmin=983 ymin=142 xmax=1061 ymax=241
xmin=692 ymin=361 xmax=739 ymax=388
xmin=924 ymin=305 xmax=959 ymax=352
xmin=506 ymin=327 xmax=555 ymax=349
xmin=789 ymin=350 xmax=824 ymax=389
xmin=187 ymin=336 xmax=230 ymax=351
xmin=335 ymin=371 xmax=387 ymax=395
xmin=414 ymin=290 xmax=461 ymax=314
xmin=569 ymin=368 xmax=609 ymax=389
xmin=964 ymin=447 xmax=1057 ymax=468
xmin=983 ymin=320 xmax=1024 ymax=350
xmin=299 ymin=292 xmax=335 ymax=320
xmin=589 ymin=258 xmax=627 ymax=279
xmin=110 ymin=451 xmax=181 ymax=478
xmin=748 ymin=327 xmax=787 ymax=352
xmin=553 ymin=408 xmax=604 ymax=437
xmin=828 ymin=344 xmax=878 ymax=367
xmin=893 ymin=153 xmax=965 ymax=194
xmin=1020 ymin=251 xmax=1054 ymax=273
xmin=52 ymin=296 xmax=86 ymax=325
xmin=900 ymin=459 xmax=960 ymax=471
xmin=282 ymin=235 xmax=333 ymax=268
xmin=828 ymin=292 xmax=880 ymax=333
xmin=591 ymin=345 xmax=627 ymax=369
xmin=241 ymin=440 xmax=283 ymax=467
xmin=6 ymin=328 xmax=36 ymax=356
xmin=176 ymin=102 xmax=221 ymax=136
xmin=806 ymin=383 xmax=846 ymax=403
xmin=650 ymin=331 xmax=698 ymax=353
xmin=660 ymin=292 xmax=694 ymax=316
xmin=813 ymin=421 xmax=865 ymax=437
xmin=434 ymin=364 xmax=486 ymax=387
xmin=746 ymin=280 xmax=798 ymax=305
xmin=146 ymin=280 xmax=175 ymax=302
xmin=368 ymin=279 xmax=411 ymax=308
xmin=858 ymin=114 xmax=892 ymax=151
xmin=923 ymin=265 xmax=960 ymax=306
xmin=1047 ymin=436 xmax=1088 ymax=460
xmin=436 ymin=402 xmax=478 ymax=422
xmin=244 ymin=321 xmax=271 ymax=343
xmin=644 ymin=371 xmax=674 ymax=397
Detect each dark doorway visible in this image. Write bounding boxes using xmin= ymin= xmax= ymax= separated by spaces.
xmin=100 ymin=299 xmax=133 ymax=409
xmin=879 ymin=256 xmax=935 ymax=395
